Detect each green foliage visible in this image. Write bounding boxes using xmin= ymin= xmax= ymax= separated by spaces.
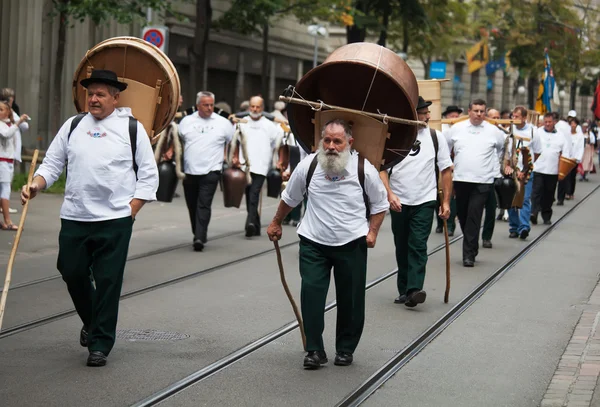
xmin=50 ymin=0 xmax=182 ymax=25
xmin=12 ymin=172 xmax=66 ymax=194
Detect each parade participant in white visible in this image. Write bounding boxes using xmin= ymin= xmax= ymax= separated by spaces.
xmin=21 ymin=70 xmax=158 ymax=367
xmin=506 ymin=106 xmax=535 ymax=240
xmin=179 ymin=91 xmax=233 ymax=251
xmin=380 ymin=96 xmax=453 ymax=308
xmin=445 ymin=99 xmax=505 ymax=267
xmin=267 ymin=119 xmax=388 ymax=369
xmin=232 ymin=96 xmax=283 ymax=237
xmin=557 ymin=117 xmax=584 ymax=204
xmin=529 ymin=113 xmax=568 ymax=225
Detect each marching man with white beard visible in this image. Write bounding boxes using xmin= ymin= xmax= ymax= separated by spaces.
xmin=379 ymin=96 xmax=453 ymax=308
xmin=232 ymin=96 xmax=283 ymax=237
xmin=267 ymin=119 xmax=389 ymax=370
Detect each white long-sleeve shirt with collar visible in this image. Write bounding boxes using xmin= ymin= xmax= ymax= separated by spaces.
xmin=0 ymin=120 xmax=18 ymax=160
xmin=446 ymin=119 xmax=505 ymax=184
xmin=35 ymin=108 xmax=159 ymax=222
xmin=11 ymin=112 xmax=25 ymax=162
xmin=281 ymin=151 xmax=389 ymax=246
xmin=179 ymin=112 xmax=234 ymax=175
xmin=530 ymin=127 xmax=568 ymax=175
xmin=555 ymin=120 xmax=573 ymax=159
xmin=569 ymin=130 xmax=585 ymax=162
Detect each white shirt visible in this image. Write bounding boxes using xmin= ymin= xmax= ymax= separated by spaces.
xmin=281 ymin=152 xmax=389 ymax=246
xmin=389 ymin=127 xmax=453 ymax=205
xmin=509 ymin=123 xmax=535 ymax=171
xmin=12 ymin=111 xmax=26 ymax=162
xmin=446 ymin=120 xmax=505 ymax=184
xmin=179 ymin=112 xmax=233 ymax=175
xmin=0 ymin=120 xmax=18 ymax=160
xmin=239 ymin=117 xmax=283 ymax=176
xmin=530 ymin=127 xmax=568 ymax=175
xmin=569 ymin=131 xmax=585 ymax=162
xmin=36 ymin=108 xmax=159 ymax=222
xmin=555 ymin=120 xmax=573 ymax=159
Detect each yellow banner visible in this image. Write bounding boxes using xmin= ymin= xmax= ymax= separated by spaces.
xmin=466 ymin=40 xmax=490 ymax=74
xmin=535 ymin=82 xmax=546 ymax=114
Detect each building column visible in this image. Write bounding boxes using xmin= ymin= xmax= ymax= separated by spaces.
xmin=235 ymin=50 xmax=245 ymax=111
xmin=268 ymin=57 xmax=276 ymax=110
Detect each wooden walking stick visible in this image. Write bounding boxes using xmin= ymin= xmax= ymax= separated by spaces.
xmin=273 ymin=240 xmax=307 ymax=350
xmin=0 ymin=149 xmax=39 ymax=331
xmin=443 ymin=218 xmax=451 ymax=303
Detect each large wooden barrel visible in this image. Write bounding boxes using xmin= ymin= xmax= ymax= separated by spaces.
xmin=72 ymin=36 xmax=180 ymax=143
xmin=286 ymin=42 xmax=418 ymax=169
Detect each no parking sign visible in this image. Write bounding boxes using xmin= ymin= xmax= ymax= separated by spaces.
xmin=142 ymin=26 xmax=169 ymax=53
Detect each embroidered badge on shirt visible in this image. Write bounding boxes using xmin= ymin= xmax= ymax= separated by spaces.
xmin=87 ymin=127 xmax=107 ymax=138
xmin=193 ymin=124 xmax=215 ymax=134
xmin=325 ymin=174 xmax=345 ymax=182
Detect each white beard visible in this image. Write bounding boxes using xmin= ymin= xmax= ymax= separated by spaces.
xmin=250 ymin=112 xmax=262 ymax=119
xmin=317 ymin=140 xmax=351 ymax=175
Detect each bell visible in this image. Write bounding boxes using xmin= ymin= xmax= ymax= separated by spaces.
xmin=494 ymin=176 xmax=517 ymax=210
xmin=266 ymin=168 xmax=283 ymax=198
xmin=156 ymin=161 xmax=178 ymax=202
xmin=222 ymin=167 xmax=247 ymax=208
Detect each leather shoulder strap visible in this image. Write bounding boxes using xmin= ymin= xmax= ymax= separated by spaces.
xmin=430 ymin=128 xmax=440 ymax=186
xmin=358 ymin=154 xmax=370 ymax=219
xmin=129 ymin=116 xmax=138 ymax=178
xmin=67 ymin=113 xmax=88 ymax=141
xmin=305 ymin=154 xmax=319 ymax=193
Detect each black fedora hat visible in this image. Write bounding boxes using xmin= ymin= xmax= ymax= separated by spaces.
xmin=442 ymin=105 xmax=463 ymax=116
xmin=416 ymin=96 xmax=432 ymax=111
xmin=80 ymin=70 xmax=128 ymax=92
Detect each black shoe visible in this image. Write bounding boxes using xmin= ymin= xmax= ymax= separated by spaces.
xmin=303 ymin=351 xmax=328 ymax=369
xmin=482 ymin=240 xmax=492 ymax=248
xmin=496 ymin=214 xmax=503 ymax=221
xmin=405 ymin=290 xmax=426 ymax=308
xmin=394 ymin=294 xmax=407 ymax=304
xmin=509 ymin=232 xmax=519 ymax=238
xmin=245 ymin=223 xmax=257 ymax=237
xmin=435 ymin=226 xmax=443 ymax=233
xmin=557 ymin=201 xmax=564 ymax=206
xmin=193 ymin=239 xmax=204 ymax=252
xmin=463 ymin=259 xmax=474 ymax=267
xmin=282 ymin=219 xmax=290 ymax=225
xmin=86 ymin=351 xmax=107 ymax=367
xmin=530 ymin=215 xmax=538 ymax=225
xmin=80 ymin=326 xmax=88 ymax=347
xmin=334 ymin=352 xmax=353 ymax=366
xmin=448 ymin=230 xmax=454 ymax=237
xmin=519 ymin=229 xmax=529 ymax=240
xmin=543 ymin=220 xmax=552 ymax=225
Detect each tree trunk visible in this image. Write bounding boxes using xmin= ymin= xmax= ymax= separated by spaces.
xmin=189 ymin=0 xmax=212 ymax=96
xmin=346 ymin=25 xmax=366 ymax=43
xmin=527 ymin=76 xmax=537 ymax=110
xmin=570 ymin=79 xmax=577 ymax=110
xmin=402 ymin=18 xmax=410 ymax=53
xmin=261 ymin=22 xmax=270 ymax=107
xmin=421 ymin=57 xmax=431 ymax=80
xmin=377 ymin=6 xmax=390 ymax=47
xmin=51 ymin=9 xmax=67 ymax=136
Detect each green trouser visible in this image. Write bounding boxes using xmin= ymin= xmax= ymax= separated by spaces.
xmin=391 ymin=201 xmax=436 ymax=295
xmin=482 ymin=186 xmax=497 ymax=241
xmin=299 ymin=236 xmax=367 ymax=354
xmin=57 ymin=216 xmax=133 ymax=355
xmin=436 ymin=196 xmax=457 ymax=232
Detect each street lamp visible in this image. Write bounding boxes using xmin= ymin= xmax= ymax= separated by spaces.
xmin=307 ymin=25 xmax=328 ymax=68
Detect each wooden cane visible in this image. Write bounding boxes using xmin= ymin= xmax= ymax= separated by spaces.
xmin=443 ymin=218 xmax=451 ymax=304
xmin=273 ymin=240 xmax=307 ymax=350
xmin=0 ymin=150 xmax=39 ymax=331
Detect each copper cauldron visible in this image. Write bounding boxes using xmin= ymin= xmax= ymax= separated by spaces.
xmin=286 ymin=42 xmax=419 ymax=170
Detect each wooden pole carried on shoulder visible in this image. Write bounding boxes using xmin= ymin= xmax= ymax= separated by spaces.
xmin=273 ymin=240 xmax=306 ymax=350
xmin=438 ymin=187 xmax=451 ymax=304
xmin=0 ymin=149 xmax=39 ymax=331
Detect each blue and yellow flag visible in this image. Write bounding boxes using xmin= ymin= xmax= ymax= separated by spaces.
xmin=535 ymin=51 xmax=555 ymax=113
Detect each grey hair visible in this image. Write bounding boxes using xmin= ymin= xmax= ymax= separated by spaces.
xmin=321 ymin=118 xmax=352 ymax=140
xmin=196 ymin=91 xmax=215 ymax=104
xmin=107 ymin=85 xmax=120 ymax=97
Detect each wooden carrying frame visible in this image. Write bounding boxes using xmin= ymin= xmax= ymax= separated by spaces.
xmin=417 ymin=79 xmax=449 ymax=131
xmin=313 ymin=109 xmax=390 ymax=171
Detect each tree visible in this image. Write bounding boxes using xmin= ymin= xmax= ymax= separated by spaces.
xmin=49 ymin=0 xmax=180 ymax=135
xmin=215 ymin=0 xmax=348 ymax=107
xmin=189 ymin=0 xmax=212 ymax=95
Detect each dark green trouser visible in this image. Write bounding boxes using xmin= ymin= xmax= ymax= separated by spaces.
xmin=391 ymin=201 xmax=436 ymax=295
xmin=482 ymin=185 xmax=497 ymax=241
xmin=284 ymin=204 xmax=302 ymax=222
xmin=299 ymin=236 xmax=367 ymax=354
xmin=57 ymin=217 xmax=133 ymax=355
xmin=436 ymin=196 xmax=457 ymax=232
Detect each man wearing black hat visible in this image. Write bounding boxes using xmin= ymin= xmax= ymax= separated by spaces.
xmin=435 ymin=105 xmax=463 ymax=236
xmin=380 ymin=97 xmax=453 ymax=307
xmin=21 ymin=69 xmax=159 ymax=367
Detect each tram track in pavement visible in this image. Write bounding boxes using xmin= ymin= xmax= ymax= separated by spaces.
xmin=130 ymin=184 xmax=600 ymax=407
xmin=0 ymin=233 xmax=300 ymax=339
xmin=334 ymin=184 xmax=600 ymax=407
xmin=129 ymin=233 xmax=465 ymax=407
xmin=3 ymin=229 xmax=250 ymax=292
